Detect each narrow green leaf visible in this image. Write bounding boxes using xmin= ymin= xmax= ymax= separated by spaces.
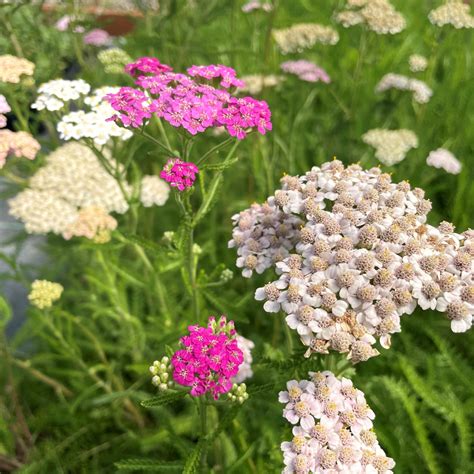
xmin=115 ymin=458 xmax=183 ymax=471
xmin=141 ymin=390 xmax=188 ymax=408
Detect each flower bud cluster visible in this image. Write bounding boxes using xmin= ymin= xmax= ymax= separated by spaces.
xmin=279 ymin=371 xmax=395 ymax=473
xmin=28 ymin=280 xmax=63 ymax=309
xmin=150 ymin=356 xmax=174 ymax=392
xmin=272 ymin=23 xmax=339 ymax=54
xmin=98 ymin=48 xmax=133 ymax=74
xmin=336 ymin=0 xmax=406 ymax=34
xmin=375 ymin=73 xmax=432 ymax=104
xmin=362 ymin=129 xmax=418 ymax=166
xmin=231 ymin=160 xmax=474 ymax=363
xmin=227 ymin=383 xmax=249 ymax=404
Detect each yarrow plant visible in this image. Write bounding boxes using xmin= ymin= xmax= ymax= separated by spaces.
xmin=375 ymin=73 xmax=433 ymax=104
xmin=0 ymin=130 xmax=40 ymax=167
xmin=105 ymin=57 xmax=272 ymax=140
xmin=281 ymin=60 xmax=331 ymax=84
xmin=160 ymin=158 xmax=199 ymax=191
xmin=279 ymin=371 xmax=395 ymax=473
xmin=152 ymin=316 xmax=244 ymax=399
xmin=231 ymin=160 xmax=474 ymax=363
xmin=0 ymin=54 xmax=35 ymax=83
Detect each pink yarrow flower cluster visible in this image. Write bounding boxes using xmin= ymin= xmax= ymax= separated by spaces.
xmin=83 ymin=28 xmax=112 ymax=46
xmin=160 ymin=158 xmax=199 ymax=191
xmin=281 ymin=60 xmax=331 ymax=84
xmin=106 ymin=57 xmax=272 ymax=139
xmin=171 ymin=316 xmax=244 ymax=399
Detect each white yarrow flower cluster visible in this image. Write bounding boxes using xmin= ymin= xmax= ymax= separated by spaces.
xmin=428 ymin=1 xmax=474 ymax=29
xmin=31 ymin=79 xmax=91 ymax=111
xmin=9 ymin=143 xmax=131 ymax=238
xmin=139 ymin=175 xmax=170 ymax=207
xmin=57 ymin=86 xmax=133 ymax=146
xmin=426 ymin=148 xmax=462 ymax=175
xmin=375 ymin=73 xmax=432 ymax=104
xmin=336 ymin=0 xmax=406 ymax=35
xmin=279 ymin=371 xmax=395 ymax=473
xmin=273 ymin=23 xmax=339 ymax=54
xmin=232 ymin=335 xmax=255 ymax=384
xmin=231 ymin=160 xmax=474 ymax=363
xmin=362 ymin=129 xmax=418 ymax=166
xmin=239 ymin=74 xmax=284 ymax=95
xmin=408 ymin=54 xmax=428 ymax=73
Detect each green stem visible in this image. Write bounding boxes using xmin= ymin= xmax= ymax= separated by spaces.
xmin=199 ymin=397 xmax=208 ymax=471
xmin=141 ymin=130 xmax=179 ymax=156
xmin=187 ymin=222 xmax=199 ymax=321
xmin=155 ymin=117 xmax=173 ymax=152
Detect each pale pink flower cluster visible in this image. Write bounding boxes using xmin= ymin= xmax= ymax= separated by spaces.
xmin=232 ymin=334 xmax=255 ymax=384
xmin=106 ymin=57 xmax=272 ymax=140
xmin=62 ymin=206 xmax=117 ymax=241
xmin=242 ymin=1 xmax=273 ymax=13
xmin=0 ymin=55 xmax=35 ymax=84
xmin=279 ymin=371 xmax=395 ymax=474
xmin=0 ymin=130 xmax=40 ymax=168
xmin=281 ymin=61 xmax=331 ymax=84
xmin=0 ymin=94 xmax=11 ymax=128
xmin=375 ymin=73 xmax=432 ymax=104
xmin=231 ymin=160 xmax=474 ymax=362
xmin=83 ymin=28 xmax=112 ymax=46
xmin=228 ymin=201 xmax=302 ymax=278
xmin=426 ymin=148 xmax=462 ymax=175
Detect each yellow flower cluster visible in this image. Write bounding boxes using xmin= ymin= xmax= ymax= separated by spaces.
xmin=28 ymin=280 xmax=63 ymax=309
xmin=0 ymin=55 xmax=35 ymax=84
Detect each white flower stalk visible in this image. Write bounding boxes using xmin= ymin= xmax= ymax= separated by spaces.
xmin=140 ymin=175 xmax=170 ymax=207
xmin=279 ymin=371 xmax=395 ymax=473
xmin=9 ymin=143 xmax=131 ymax=238
xmin=57 ymin=87 xmax=133 ymax=146
xmin=336 ymin=0 xmax=406 ymax=35
xmin=273 ymin=23 xmax=339 ymax=54
xmin=31 ymin=79 xmax=91 ymax=111
xmin=231 ymin=160 xmax=474 ymax=363
xmin=375 ymin=73 xmax=432 ymax=104
xmin=426 ymin=148 xmax=462 ymax=175
xmin=362 ymin=129 xmax=418 ymax=166
xmin=428 ymin=1 xmax=474 ymax=29
xmin=408 ymin=54 xmax=428 ymax=73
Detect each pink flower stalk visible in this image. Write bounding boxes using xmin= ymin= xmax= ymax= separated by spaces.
xmin=83 ymin=29 xmax=112 ymax=46
xmin=106 ymin=57 xmax=272 ymax=139
xmin=160 ymin=158 xmax=199 ymax=191
xmin=281 ymin=60 xmax=331 ymax=84
xmin=171 ymin=316 xmax=244 ymax=399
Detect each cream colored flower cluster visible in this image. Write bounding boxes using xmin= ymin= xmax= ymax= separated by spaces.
xmin=0 ymin=130 xmax=41 ymax=168
xmin=0 ymin=55 xmax=35 ymax=83
xmin=426 ymin=148 xmax=462 ymax=175
xmin=62 ymin=206 xmax=118 ymax=242
xmin=362 ymin=129 xmax=418 ymax=166
xmin=273 ymin=23 xmax=339 ymax=54
xmin=31 ymin=79 xmax=91 ymax=111
xmin=139 ymin=175 xmax=170 ymax=207
xmin=231 ymin=160 xmax=474 ymax=363
xmin=336 ymin=0 xmax=406 ymax=35
xmin=98 ymin=48 xmax=133 ymax=74
xmin=280 ymin=371 xmax=395 ymax=474
xmin=428 ymin=1 xmax=474 ymax=29
xmin=28 ymin=280 xmax=63 ymax=309
xmin=408 ymin=54 xmax=428 ymax=73
xmin=57 ymin=86 xmax=133 ymax=146
xmin=375 ymin=73 xmax=432 ymax=104
xmin=239 ymin=74 xmax=283 ymax=95
xmin=9 ymin=143 xmax=131 ymax=238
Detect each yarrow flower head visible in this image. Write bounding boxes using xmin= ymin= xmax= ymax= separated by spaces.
xmin=238 ymin=74 xmax=283 ymax=95
xmin=362 ymin=129 xmax=418 ymax=166
xmin=28 ymin=280 xmax=63 ymax=309
xmin=232 ymin=334 xmax=255 ymax=383
xmin=0 ymin=130 xmax=40 ymax=168
xmin=160 ymin=158 xmax=199 ymax=191
xmin=83 ymin=28 xmax=112 ymax=46
xmin=106 ymin=57 xmax=272 ymax=139
xmin=231 ymin=160 xmax=474 ymax=363
xmin=32 ymin=79 xmax=91 ymax=111
xmin=281 ymin=60 xmax=331 ymax=84
xmin=98 ymin=48 xmax=133 ymax=74
xmin=375 ymin=73 xmax=432 ymax=104
xmin=428 ymin=1 xmax=474 ymax=29
xmin=408 ymin=54 xmax=428 ymax=73
xmin=0 ymin=95 xmax=11 ymax=128
xmin=0 ymin=55 xmax=35 ymax=84
xmin=336 ymin=0 xmax=406 ymax=34
xmin=279 ymin=371 xmax=395 ymax=473
xmin=242 ymin=0 xmax=273 ymax=13
xmin=62 ymin=206 xmax=117 ymax=242
xmin=272 ymin=23 xmax=339 ymax=54
xmin=139 ymin=175 xmax=170 ymax=207
xmin=426 ymin=148 xmax=462 ymax=175
xmin=170 ymin=316 xmax=244 ymax=399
